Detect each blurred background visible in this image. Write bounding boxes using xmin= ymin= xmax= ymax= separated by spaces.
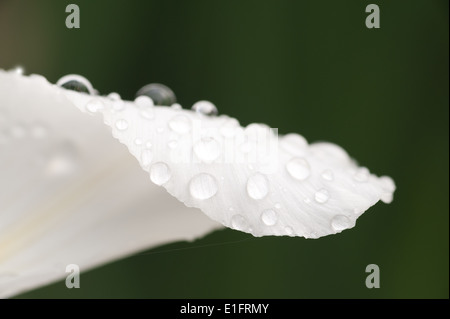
xmin=0 ymin=0 xmax=448 ymax=298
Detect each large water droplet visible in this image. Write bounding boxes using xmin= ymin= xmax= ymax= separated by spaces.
xmin=220 ymin=118 xmax=240 ymax=138
xmin=247 ymin=173 xmax=269 ymax=200
xmin=314 ymin=189 xmax=329 ymax=203
xmin=134 ymin=95 xmax=154 ymax=108
xmin=353 ymin=167 xmax=370 ymax=182
xmin=149 ymin=162 xmax=171 ymax=185
xmin=169 ymin=115 xmax=191 ymax=134
xmin=192 ymin=100 xmax=218 ymax=116
xmin=56 ymin=74 xmax=94 ymax=95
xmin=331 ymin=215 xmax=352 ymax=231
xmin=140 ymin=149 xmax=153 ymax=167
xmin=261 ymin=209 xmax=278 ymax=226
xmin=231 ymin=214 xmax=249 ymax=231
xmin=286 ymin=157 xmax=310 ymax=180
xmin=136 ymin=83 xmax=176 ymax=106
xmin=189 ymin=173 xmax=218 ymax=200
xmin=115 ymin=119 xmax=129 ymax=131
xmin=194 ymin=137 xmax=221 ymax=162
xmin=321 ymin=169 xmax=334 ymax=181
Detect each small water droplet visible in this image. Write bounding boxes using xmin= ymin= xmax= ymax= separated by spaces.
xmin=168 ymin=140 xmax=178 ymax=149
xmin=149 ymin=162 xmax=171 ymax=185
xmin=140 ymin=110 xmax=155 ymax=122
xmin=112 ymin=100 xmax=125 ymax=112
xmin=261 ymin=209 xmax=278 ymax=226
xmin=189 ymin=173 xmax=218 ymax=200
xmin=141 ymin=149 xmax=153 ymax=167
xmin=56 ymin=74 xmax=94 ymax=94
xmin=321 ymin=169 xmax=334 ymax=181
xmin=286 ymin=157 xmax=310 ymax=181
xmin=108 ymin=92 xmax=121 ymax=100
xmin=169 ymin=115 xmax=191 ymax=134
xmin=194 ymin=137 xmax=221 ymax=162
xmin=145 ymin=141 xmax=152 ymax=148
xmin=231 ymin=214 xmax=249 ymax=231
xmin=136 ymin=83 xmax=176 ymax=106
xmin=246 ymin=173 xmax=269 ymax=200
xmin=220 ymin=118 xmax=240 ymax=138
xmin=134 ymin=138 xmax=143 ymax=145
xmin=285 ymin=226 xmax=295 ymax=236
xmin=115 ymin=119 xmax=129 ymax=131
xmin=86 ymin=99 xmax=104 ymax=113
xmin=134 ymin=95 xmax=154 ymax=108
xmin=280 ymin=133 xmax=308 ymax=154
xmin=314 ymin=189 xmax=329 ymax=203
xmin=331 ymin=215 xmax=352 ymax=231
xmin=229 ymin=207 xmax=235 ymax=211
xmin=171 ymin=103 xmax=182 ymax=110
xmin=275 ymin=203 xmax=281 ymax=209
xmin=353 ymin=167 xmax=369 ymax=182
xmin=192 ymin=100 xmax=218 ymax=116
xmin=248 ymin=164 xmax=254 ymax=170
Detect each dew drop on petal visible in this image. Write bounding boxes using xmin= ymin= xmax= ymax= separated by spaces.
xmin=189 ymin=173 xmax=218 ymax=200
xmin=331 ymin=215 xmax=352 ymax=231
xmin=108 ymin=92 xmax=121 ymax=100
xmin=194 ymin=137 xmax=221 ymax=162
xmin=45 ymin=142 xmax=78 ymax=176
xmin=247 ymin=173 xmax=269 ymax=200
xmin=56 ymin=74 xmax=94 ymax=95
xmin=136 ymin=83 xmax=176 ymax=106
xmin=171 ymin=103 xmax=182 ymax=110
xmin=115 ymin=119 xmax=129 ymax=131
xmin=314 ymin=189 xmax=329 ymax=203
xmin=220 ymin=118 xmax=240 ymax=138
xmin=286 ymin=157 xmax=310 ymax=180
xmin=149 ymin=162 xmax=171 ymax=185
xmin=261 ymin=209 xmax=278 ymax=226
xmin=231 ymin=214 xmax=249 ymax=231
xmin=140 ymin=149 xmax=153 ymax=167
xmin=353 ymin=167 xmax=369 ymax=182
xmin=134 ymin=138 xmax=143 ymax=146
xmin=321 ymin=169 xmax=334 ymax=181
xmin=134 ymin=95 xmax=154 ymax=108
xmin=169 ymin=115 xmax=191 ymax=134
xmin=285 ymin=226 xmax=295 ymax=236
xmin=168 ymin=140 xmax=178 ymax=149
xmin=145 ymin=141 xmax=152 ymax=148
xmin=192 ymin=100 xmax=218 ymax=116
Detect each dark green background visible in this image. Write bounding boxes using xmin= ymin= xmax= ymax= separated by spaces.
xmin=0 ymin=0 xmax=448 ymax=298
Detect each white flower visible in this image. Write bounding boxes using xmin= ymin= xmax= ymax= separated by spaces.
xmin=0 ymin=70 xmax=395 ymax=297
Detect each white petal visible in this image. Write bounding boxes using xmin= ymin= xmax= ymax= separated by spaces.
xmin=0 ymin=70 xmax=222 ymax=298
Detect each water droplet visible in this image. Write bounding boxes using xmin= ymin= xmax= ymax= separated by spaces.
xmin=134 ymin=138 xmax=143 ymax=145
xmin=220 ymin=118 xmax=240 ymax=138
xmin=56 ymin=74 xmax=94 ymax=94
xmin=331 ymin=215 xmax=351 ymax=231
xmin=86 ymin=99 xmax=104 ymax=113
xmin=304 ymin=198 xmax=312 ymax=204
xmin=192 ymin=100 xmax=218 ymax=116
xmin=321 ymin=169 xmax=334 ymax=181
xmin=285 ymin=226 xmax=295 ymax=236
xmin=112 ymin=100 xmax=125 ymax=112
xmin=134 ymin=95 xmax=154 ymax=108
xmin=140 ymin=149 xmax=153 ymax=167
xmin=45 ymin=142 xmax=78 ymax=176
xmin=171 ymin=103 xmax=182 ymax=110
xmin=149 ymin=162 xmax=171 ymax=185
xmin=247 ymin=173 xmax=269 ymax=200
xmin=168 ymin=140 xmax=178 ymax=149
xmin=231 ymin=214 xmax=249 ymax=231
xmin=108 ymin=92 xmax=121 ymax=100
xmin=145 ymin=141 xmax=152 ymax=148
xmin=194 ymin=137 xmax=221 ymax=162
xmin=169 ymin=115 xmax=191 ymax=134
xmin=115 ymin=119 xmax=128 ymax=131
xmin=229 ymin=207 xmax=235 ymax=211
xmin=136 ymin=83 xmax=176 ymax=106
xmin=353 ymin=167 xmax=369 ymax=182
xmin=314 ymin=189 xmax=329 ymax=203
xmin=274 ymin=203 xmax=281 ymax=209
xmin=286 ymin=157 xmax=310 ymax=180
xmin=261 ymin=209 xmax=278 ymax=226
xmin=280 ymin=134 xmax=308 ymax=155
xmin=189 ymin=173 xmax=218 ymax=200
